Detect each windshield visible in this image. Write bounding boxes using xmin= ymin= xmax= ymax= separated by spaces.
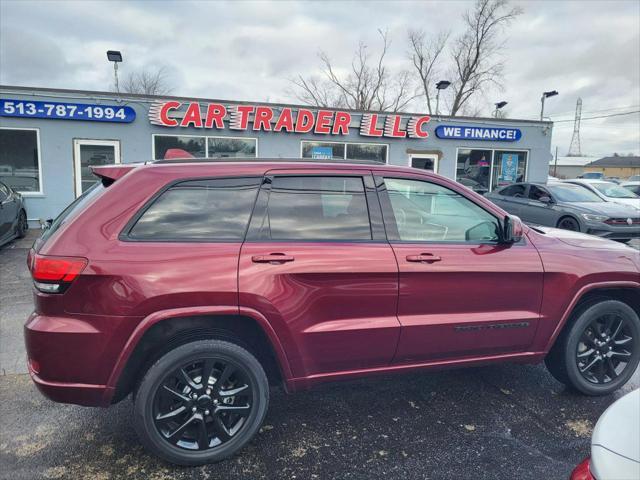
xmin=591 ymin=182 xmax=639 ymax=199
xmin=547 ymin=184 xmax=603 ymax=203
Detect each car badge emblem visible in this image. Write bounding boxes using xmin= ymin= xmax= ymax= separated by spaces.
xmin=627 ymin=218 xmax=633 ymax=225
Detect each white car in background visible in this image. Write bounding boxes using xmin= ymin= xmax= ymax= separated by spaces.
xmin=621 ymin=181 xmax=640 ymax=196
xmin=565 ymin=179 xmax=640 ymax=211
xmin=571 ymin=389 xmax=640 ymax=480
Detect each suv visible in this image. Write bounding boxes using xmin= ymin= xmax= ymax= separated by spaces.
xmin=25 ymin=160 xmax=640 ymax=465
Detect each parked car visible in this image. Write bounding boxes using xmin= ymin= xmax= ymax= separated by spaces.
xmin=485 ymin=182 xmax=639 ymax=242
xmin=621 ymin=181 xmax=640 ymax=196
xmin=627 ymin=175 xmax=640 ymax=182
xmin=0 ymin=180 xmax=28 ymax=247
xmin=570 ymin=389 xmax=640 ymax=480
xmin=25 ymin=160 xmax=640 ymax=465
xmin=579 ymin=172 xmax=605 ymax=180
xmin=565 ymin=179 xmax=640 ymax=211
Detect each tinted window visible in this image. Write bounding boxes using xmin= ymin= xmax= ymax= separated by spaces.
xmin=528 ymin=185 xmax=550 ymax=201
xmin=499 ymin=184 xmax=526 ymax=197
xmin=262 ymin=176 xmax=371 ymax=241
xmin=129 ymin=177 xmax=260 ymax=241
xmin=384 ymin=178 xmax=500 ymax=242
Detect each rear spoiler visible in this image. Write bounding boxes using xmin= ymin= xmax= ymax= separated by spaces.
xmin=90 ymin=164 xmax=139 ymax=185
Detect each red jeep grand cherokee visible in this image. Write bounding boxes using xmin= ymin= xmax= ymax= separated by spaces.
xmin=25 ymin=159 xmax=640 ymax=465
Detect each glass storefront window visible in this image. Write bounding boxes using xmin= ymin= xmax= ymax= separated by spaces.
xmin=154 ymin=135 xmax=206 ymax=160
xmin=207 ymin=137 xmax=256 ymax=158
xmin=346 ymin=143 xmax=387 ymax=163
xmin=0 ymin=128 xmax=41 ymax=193
xmin=492 ymin=150 xmax=528 ymax=190
xmin=456 ymin=149 xmax=492 ymax=194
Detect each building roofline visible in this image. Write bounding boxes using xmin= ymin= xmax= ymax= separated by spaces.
xmin=0 ymin=84 xmax=554 ymax=125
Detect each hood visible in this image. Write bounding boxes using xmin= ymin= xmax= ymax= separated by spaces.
xmin=532 ymin=226 xmax=636 ymax=251
xmin=559 ymin=201 xmax=639 ymax=217
xmin=608 ymin=197 xmax=640 ymax=211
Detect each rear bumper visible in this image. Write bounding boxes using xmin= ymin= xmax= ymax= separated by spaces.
xmin=24 ymin=311 xmax=137 ymax=407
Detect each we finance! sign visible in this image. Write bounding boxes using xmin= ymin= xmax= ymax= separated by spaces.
xmin=149 ymin=101 xmax=431 ymax=139
xmin=435 ymin=125 xmax=522 ymax=142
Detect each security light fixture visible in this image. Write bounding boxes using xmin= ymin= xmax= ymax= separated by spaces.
xmin=493 ymin=101 xmax=508 ymax=118
xmin=107 ymin=50 xmax=122 ymax=63
xmin=540 ymin=90 xmax=559 ymax=120
xmin=435 ymin=80 xmax=451 ymax=116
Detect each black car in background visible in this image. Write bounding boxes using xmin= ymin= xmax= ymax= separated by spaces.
xmin=0 ymin=180 xmax=28 ymax=247
xmin=486 ymin=181 xmax=640 ymax=242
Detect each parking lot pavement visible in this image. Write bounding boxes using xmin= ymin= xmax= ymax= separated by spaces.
xmin=1 ymin=233 xmax=639 ymax=480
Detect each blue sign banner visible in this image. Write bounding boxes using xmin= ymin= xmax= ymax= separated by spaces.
xmin=0 ymin=98 xmax=136 ymax=123
xmin=311 ymin=146 xmax=333 ymax=159
xmin=435 ymin=125 xmax=521 ymax=142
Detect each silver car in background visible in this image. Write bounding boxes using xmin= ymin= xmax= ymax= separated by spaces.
xmin=486 ymin=181 xmax=640 ymax=242
xmin=565 ymin=179 xmax=640 ymax=212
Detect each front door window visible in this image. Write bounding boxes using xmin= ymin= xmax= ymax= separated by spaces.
xmin=73 ymin=140 xmax=120 ymax=196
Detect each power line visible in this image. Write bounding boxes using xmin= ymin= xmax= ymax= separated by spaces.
xmin=547 ymin=104 xmax=640 ymax=118
xmin=552 ymin=110 xmax=640 ymax=123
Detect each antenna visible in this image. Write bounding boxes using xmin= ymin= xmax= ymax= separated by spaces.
xmin=567 ymin=98 xmax=582 ymax=156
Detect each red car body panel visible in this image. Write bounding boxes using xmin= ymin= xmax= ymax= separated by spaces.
xmin=23 ymin=161 xmax=640 ymax=407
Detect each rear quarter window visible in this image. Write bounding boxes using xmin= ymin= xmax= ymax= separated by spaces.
xmin=126 ymin=177 xmax=261 ymax=241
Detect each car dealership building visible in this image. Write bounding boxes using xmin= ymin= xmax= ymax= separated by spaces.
xmin=0 ymin=85 xmax=553 ymax=224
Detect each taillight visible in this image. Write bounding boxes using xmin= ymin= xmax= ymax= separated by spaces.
xmin=30 ymin=254 xmax=87 ymax=293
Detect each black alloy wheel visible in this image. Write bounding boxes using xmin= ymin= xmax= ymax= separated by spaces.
xmin=16 ymin=210 xmax=27 ymax=238
xmin=557 ymin=216 xmax=580 ymax=231
xmin=153 ymin=358 xmax=253 ymax=450
xmin=576 ymin=312 xmax=635 ymax=384
xmin=134 ymin=340 xmax=269 ymax=465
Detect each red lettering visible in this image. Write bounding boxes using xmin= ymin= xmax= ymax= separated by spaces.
xmin=412 ymin=116 xmax=430 ymax=138
xmin=159 ymin=101 xmax=181 ymax=126
xmin=385 ymin=115 xmax=406 ymax=138
xmin=363 ymin=113 xmax=383 ymax=136
xmin=253 ymin=106 xmax=274 ymax=131
xmin=332 ymin=111 xmax=351 ymax=135
xmin=274 ymin=107 xmax=294 ymax=132
xmin=295 ymin=109 xmax=314 ymax=133
xmin=204 ymin=103 xmax=226 ymax=129
xmin=181 ymin=102 xmax=203 ymax=128
xmin=314 ymin=110 xmax=332 ymax=134
xmin=233 ymin=105 xmax=254 ymax=130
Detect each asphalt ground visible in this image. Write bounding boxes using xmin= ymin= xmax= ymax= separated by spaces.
xmin=1 ymin=231 xmax=639 ymax=480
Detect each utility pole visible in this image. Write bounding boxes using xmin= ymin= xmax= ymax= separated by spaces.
xmin=554 ymin=146 xmax=559 ymax=177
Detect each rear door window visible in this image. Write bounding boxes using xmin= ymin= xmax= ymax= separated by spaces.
xmin=257 ymin=176 xmax=372 ymax=241
xmin=499 ymin=184 xmax=527 ymax=197
xmin=127 ymin=177 xmax=261 ymax=241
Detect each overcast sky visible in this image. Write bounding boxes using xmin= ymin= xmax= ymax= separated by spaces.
xmin=1 ymin=0 xmax=638 ymax=157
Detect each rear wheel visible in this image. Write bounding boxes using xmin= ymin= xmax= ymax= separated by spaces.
xmin=545 ymin=300 xmax=640 ymax=395
xmin=556 ymin=216 xmax=580 ymax=231
xmin=133 ymin=339 xmax=269 ymax=465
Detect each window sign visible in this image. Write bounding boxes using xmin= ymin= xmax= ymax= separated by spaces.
xmin=500 ymin=153 xmax=518 ymax=183
xmin=0 ymin=99 xmax=136 ymax=123
xmin=311 ymin=146 xmax=333 ymax=159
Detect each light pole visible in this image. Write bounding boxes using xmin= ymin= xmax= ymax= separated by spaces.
xmin=540 ymin=90 xmax=558 ymax=120
xmin=493 ymin=101 xmax=508 ymax=118
xmin=107 ymin=50 xmax=123 ymax=93
xmin=435 ymin=80 xmax=451 ymax=116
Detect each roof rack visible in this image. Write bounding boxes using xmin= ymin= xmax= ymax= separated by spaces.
xmin=151 ymin=157 xmax=384 ymax=166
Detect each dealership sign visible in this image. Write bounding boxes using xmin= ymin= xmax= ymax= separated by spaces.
xmin=149 ymin=101 xmax=431 ymax=139
xmin=435 ymin=125 xmax=522 ymax=142
xmin=0 ymin=98 xmax=136 ymax=123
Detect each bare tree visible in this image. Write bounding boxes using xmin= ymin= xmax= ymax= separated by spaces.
xmin=408 ymin=30 xmax=449 ymax=114
xmin=448 ymin=0 xmax=522 ymax=116
xmin=290 ymin=29 xmax=416 ymax=111
xmin=120 ymin=66 xmax=173 ymax=96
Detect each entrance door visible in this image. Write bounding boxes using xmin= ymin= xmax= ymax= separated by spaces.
xmin=409 ymin=153 xmax=439 ymax=173
xmin=73 ymin=139 xmax=121 ymax=196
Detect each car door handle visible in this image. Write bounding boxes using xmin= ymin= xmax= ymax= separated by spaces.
xmin=252 ymin=254 xmax=295 ymax=264
xmin=406 ymin=253 xmax=442 ymax=263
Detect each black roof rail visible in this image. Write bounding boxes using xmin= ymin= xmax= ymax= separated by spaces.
xmin=150 ymin=157 xmax=385 ymax=166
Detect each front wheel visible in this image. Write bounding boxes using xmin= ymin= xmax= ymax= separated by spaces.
xmin=556 ymin=216 xmax=580 ymax=231
xmin=133 ymin=339 xmax=269 ymax=465
xmin=16 ymin=210 xmax=27 ymax=238
xmin=545 ymin=300 xmax=640 ymax=395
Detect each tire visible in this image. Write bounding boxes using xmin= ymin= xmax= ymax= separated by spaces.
xmin=556 ymin=216 xmax=580 ymax=232
xmin=545 ymin=300 xmax=640 ymax=396
xmin=133 ymin=339 xmax=269 ymax=465
xmin=16 ymin=210 xmax=27 ymax=238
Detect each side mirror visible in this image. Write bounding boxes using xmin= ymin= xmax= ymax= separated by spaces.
xmin=502 ymin=215 xmax=524 ymax=244
xmin=539 ymin=195 xmax=553 ymax=204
